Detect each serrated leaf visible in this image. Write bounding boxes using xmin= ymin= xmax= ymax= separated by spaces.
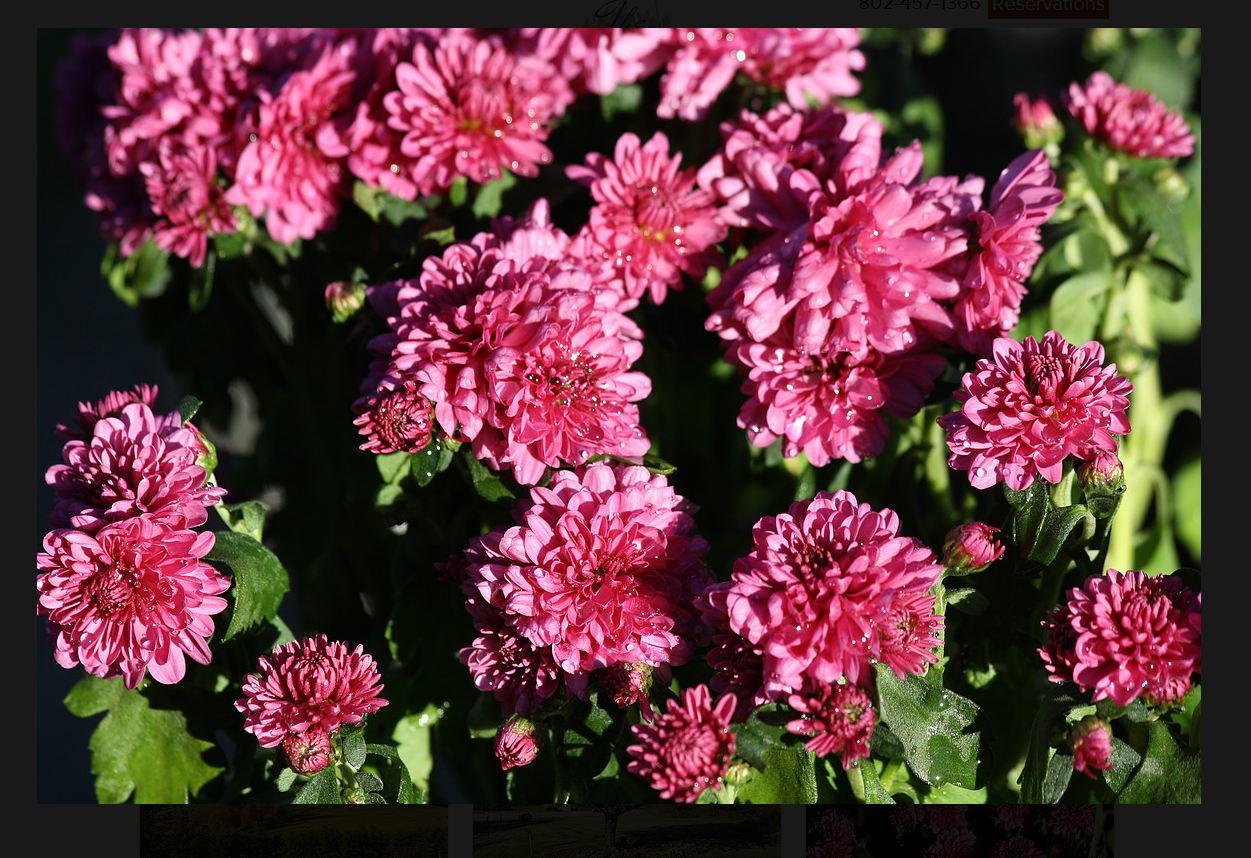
xmin=293 ymin=767 xmax=344 ymax=804
xmin=216 ymin=500 xmax=267 ymax=542
xmin=207 ymin=531 xmax=290 ymax=642
xmin=64 ymin=677 xmax=222 ymax=803
xmin=874 ymin=666 xmax=980 ymax=790
xmin=736 ymin=746 xmax=818 ymax=804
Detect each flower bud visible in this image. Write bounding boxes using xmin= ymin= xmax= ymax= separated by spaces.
xmin=188 ymin=423 xmax=218 ymax=476
xmin=494 ymin=714 xmax=539 ymax=771
xmin=1077 ymin=450 xmax=1125 ymax=518
xmin=282 ymin=729 xmax=333 ymax=775
xmin=1154 ymin=167 xmax=1191 ymax=204
xmin=1012 ymin=94 xmax=1063 ymax=150
xmin=325 ymin=281 xmax=366 ymax=323
xmin=1070 ymin=716 xmax=1112 ymax=778
xmin=942 ymin=523 xmax=1005 ymax=576
xmin=595 ymin=662 xmax=654 ymax=710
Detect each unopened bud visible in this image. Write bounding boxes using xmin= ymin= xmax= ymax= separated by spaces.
xmin=283 ymin=730 xmax=333 ymax=775
xmin=1077 ymin=451 xmax=1125 ymax=518
xmin=1070 ymin=716 xmax=1112 ymax=778
xmin=942 ymin=522 xmax=1005 ymax=576
xmin=325 ymin=281 xmax=366 ymax=323
xmin=494 ymin=714 xmax=539 ymax=771
xmin=1012 ymin=94 xmax=1063 ymax=150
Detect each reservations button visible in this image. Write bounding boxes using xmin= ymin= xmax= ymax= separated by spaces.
xmin=988 ymin=0 xmax=1110 ymax=17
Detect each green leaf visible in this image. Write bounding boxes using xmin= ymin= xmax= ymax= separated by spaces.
xmin=472 ymin=171 xmax=518 ymax=219
xmin=64 ymin=677 xmax=222 ymax=803
xmin=1004 ymin=481 xmax=1049 ymax=557
xmin=1019 ymin=696 xmax=1065 ymax=803
xmin=1027 ymin=504 xmax=1097 ymax=566
xmin=923 ymin=782 xmax=988 ymax=804
xmin=1119 ymin=721 xmax=1200 ymax=804
xmin=215 ymin=500 xmax=267 ymax=543
xmin=1119 ymin=173 xmax=1190 ymax=274
xmin=102 ymin=239 xmax=171 ymax=307
xmin=1104 ymin=737 xmax=1142 ymax=795
xmin=859 ymin=761 xmax=896 ymax=804
xmin=945 ymin=588 xmax=989 ymax=616
xmin=376 ymin=451 xmax=411 ymax=484
xmin=275 ymin=767 xmax=296 ymax=792
xmin=1040 ymin=751 xmax=1075 ymax=803
xmin=464 ymin=453 xmax=515 ymax=502
xmin=207 ymin=531 xmax=290 ymax=642
xmin=736 ymin=746 xmax=818 ymax=804
xmin=342 ymin=728 xmax=367 ymax=770
xmin=411 ymin=438 xmax=457 ymax=487
xmin=366 ymin=743 xmax=422 ymax=804
xmin=732 ymin=704 xmax=791 ymax=770
xmin=177 ymin=395 xmax=203 ymax=425
xmin=393 ymin=705 xmax=442 ymax=798
xmin=293 ymin=767 xmax=344 ymax=804
xmin=874 ymin=666 xmax=980 ymax=790
xmin=600 ymin=83 xmax=643 ymax=121
xmin=449 ymin=177 xmax=468 ymax=207
xmin=355 ymin=771 xmax=384 ymax=793
xmin=353 ymin=181 xmax=432 ymax=227
xmin=642 ymin=453 xmax=678 ymax=476
xmin=1049 ymin=272 xmax=1111 ymax=345
xmin=189 ymin=249 xmax=215 ymax=311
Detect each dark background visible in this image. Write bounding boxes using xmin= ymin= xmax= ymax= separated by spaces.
xmin=36 ymin=27 xmax=1197 ymax=802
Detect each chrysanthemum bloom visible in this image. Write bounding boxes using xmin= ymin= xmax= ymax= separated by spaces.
xmin=1071 ymin=715 xmax=1113 ymax=778
xmin=1065 ymin=71 xmax=1195 ymax=159
xmin=459 ymin=604 xmax=561 ymax=716
xmin=697 ymin=581 xmax=768 ymax=723
xmin=495 ymin=714 xmax=540 ymax=770
xmin=55 ymin=383 xmax=162 ymax=442
xmin=353 ymin=377 xmax=435 ymax=455
xmin=875 ymin=587 xmax=944 ymax=679
xmin=226 ymin=40 xmax=359 ymax=244
xmin=954 ymin=150 xmax=1063 ymax=354
xmin=568 ymin=132 xmax=726 ymax=306
xmin=942 ymin=522 xmax=1005 ymax=575
xmin=235 ymin=634 xmax=389 ymax=748
xmin=460 ymin=463 xmax=711 ymax=680
xmin=724 ymin=491 xmax=943 ymax=695
xmin=731 ymin=324 xmax=946 ymax=466
xmin=46 ymin=402 xmax=225 ymax=532
xmin=924 ymin=828 xmax=977 ymax=858
xmin=510 ymin=28 xmax=668 ymax=96
xmin=36 ymin=516 xmax=229 ymax=688
xmin=991 ymin=836 xmax=1045 ymax=858
xmin=626 ymin=684 xmax=737 ymax=803
xmin=379 ymin=32 xmax=571 ymax=196
xmin=140 ymin=141 xmax=235 ymax=267
xmin=595 ymin=662 xmax=655 ymax=711
xmin=1012 ymin=93 xmax=1062 ymax=149
xmin=282 ymin=729 xmax=333 ymax=775
xmin=1040 ymin=570 xmax=1201 ymax=707
xmin=939 ymin=331 xmax=1133 ymax=490
xmin=786 ymin=682 xmax=876 ymax=768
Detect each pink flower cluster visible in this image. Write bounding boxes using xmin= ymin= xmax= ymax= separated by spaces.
xmin=701 ymin=103 xmax=1062 ymax=464
xmin=59 ymin=29 xmax=870 ymax=268
xmin=456 ymin=463 xmax=712 ymax=720
xmin=1065 ymin=71 xmax=1195 ymax=159
xmin=940 ymin=330 xmax=1132 ymax=491
xmin=626 ymin=684 xmax=737 ymax=803
xmin=37 ymin=387 xmax=228 ymax=688
xmin=354 ymin=201 xmax=653 ymax=483
xmin=235 ymin=634 xmax=388 ymax=770
xmin=1041 ymin=569 xmax=1201 ymax=707
xmin=700 ymin=490 xmax=943 ymax=768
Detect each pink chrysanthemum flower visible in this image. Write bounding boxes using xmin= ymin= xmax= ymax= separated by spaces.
xmin=459 ymin=603 xmax=561 ymax=716
xmin=353 ymin=377 xmax=436 ymax=455
xmin=724 ymin=491 xmax=943 ymax=694
xmin=55 ymin=383 xmax=161 ymax=442
xmin=46 ymin=402 xmax=224 ymax=532
xmin=731 ymin=325 xmax=946 ymax=466
xmin=1040 ymin=570 xmax=1201 ymax=708
xmin=1065 ymin=71 xmax=1195 ymax=159
xmin=510 ymin=28 xmax=668 ymax=96
xmin=568 ymin=132 xmax=726 ymax=306
xmin=380 ymin=32 xmax=571 ymax=196
xmin=875 ymin=587 xmax=944 ymax=679
xmin=698 ymin=581 xmax=768 ymax=723
xmin=939 ymin=331 xmax=1133 ymax=490
xmin=226 ymin=40 xmax=359 ymax=244
xmin=36 ymin=516 xmax=229 ymax=689
xmin=626 ymin=684 xmax=737 ymax=803
xmin=235 ymin=634 xmax=389 ymax=748
xmin=955 ymin=150 xmax=1063 ymax=354
xmin=1071 ymin=716 xmax=1113 ymax=778
xmin=283 ymin=730 xmax=333 ymax=775
xmin=460 ymin=463 xmax=711 ymax=680
xmin=786 ymin=682 xmax=876 ymax=768
xmin=140 ymin=141 xmax=235 ymax=267
xmin=595 ymin=662 xmax=655 ymax=712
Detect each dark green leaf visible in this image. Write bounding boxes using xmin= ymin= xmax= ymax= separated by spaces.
xmin=1120 ymin=173 xmax=1190 ymax=274
xmin=355 ymin=771 xmax=384 ymax=793
xmin=102 ymin=240 xmax=171 ymax=307
xmin=411 ymin=438 xmax=456 ymax=487
xmin=177 ymin=396 xmax=203 ymax=425
xmin=1019 ymin=696 xmax=1066 ymax=803
xmin=736 ymin=747 xmax=818 ymax=804
xmin=1027 ymin=504 xmax=1096 ymax=565
xmin=189 ymin=249 xmax=215 ymax=312
xmin=732 ymin=704 xmax=791 ymax=771
xmin=293 ymin=767 xmax=344 ymax=804
xmin=945 ymin=588 xmax=989 ymax=616
xmin=64 ymin=677 xmax=222 ymax=803
xmin=1041 ymin=751 xmax=1075 ymax=803
xmin=366 ymin=743 xmax=422 ymax=804
xmin=464 ymin=453 xmax=515 ymax=502
xmin=1004 ymin=481 xmax=1049 ymax=557
xmin=1119 ymin=721 xmax=1201 ymax=804
xmin=859 ymin=761 xmax=896 ymax=804
xmin=874 ymin=666 xmax=980 ymax=790
xmin=342 ymin=728 xmax=367 ymax=770
xmin=1104 ymin=737 xmax=1142 ymax=795
xmin=207 ymin=531 xmax=290 ymax=642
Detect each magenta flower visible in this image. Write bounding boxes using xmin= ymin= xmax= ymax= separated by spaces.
xmin=36 ymin=516 xmax=229 ymax=689
xmin=1041 ymin=570 xmax=1201 ymax=708
xmin=724 ymin=491 xmax=943 ymax=695
xmin=626 ymin=684 xmax=737 ymax=803
xmin=875 ymin=587 xmax=944 ymax=679
xmin=568 ymin=132 xmax=726 ymax=306
xmin=1071 ymin=716 xmax=1113 ymax=778
xmin=55 ymin=383 xmax=161 ymax=442
xmin=379 ymin=32 xmax=570 ymax=196
xmin=46 ymin=402 xmax=225 ymax=532
xmin=140 ymin=141 xmax=235 ymax=266
xmin=939 ymin=331 xmax=1133 ymax=490
xmin=459 ymin=602 xmax=561 ymax=716
xmin=353 ymin=378 xmax=435 ymax=455
xmin=786 ymin=682 xmax=876 ymax=768
xmin=942 ymin=522 xmax=1005 ymax=575
xmin=495 ymin=714 xmax=540 ymax=770
xmin=510 ymin=28 xmax=668 ymax=96
xmin=697 ymin=581 xmax=768 ymax=723
xmin=1065 ymin=71 xmax=1195 ymax=159
xmin=226 ymin=40 xmax=359 ymax=245
xmin=282 ymin=730 xmax=333 ymax=775
xmin=235 ymin=635 xmax=389 ymax=748
xmin=955 ymin=150 xmax=1063 ymax=354
xmin=595 ymin=662 xmax=655 ymax=711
